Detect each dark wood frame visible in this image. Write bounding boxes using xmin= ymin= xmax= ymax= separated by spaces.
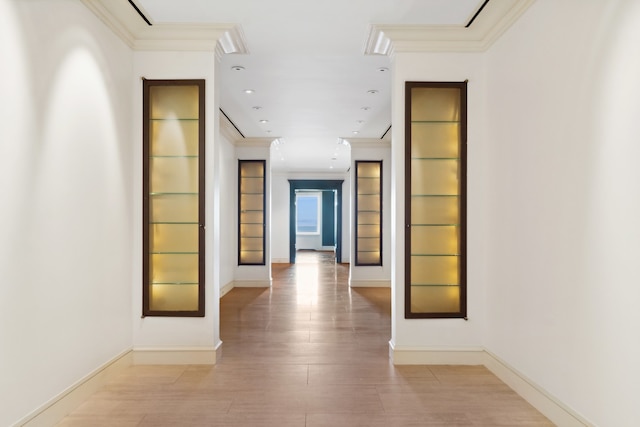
xmin=238 ymin=159 xmax=267 ymax=265
xmin=404 ymin=81 xmax=467 ymax=319
xmin=142 ymin=79 xmax=205 ymax=317
xmin=354 ymin=160 xmax=383 ymax=266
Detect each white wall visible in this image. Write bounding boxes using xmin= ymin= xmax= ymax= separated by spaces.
xmin=391 ymin=52 xmax=486 ymax=351
xmin=484 ymin=0 xmax=640 ymax=425
xmin=0 ymin=0 xmax=133 ymax=425
xmin=132 ymin=51 xmax=218 ymax=350
xmin=217 ymin=128 xmax=236 ymax=292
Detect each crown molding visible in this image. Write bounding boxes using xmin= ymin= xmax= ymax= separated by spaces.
xmin=364 ymin=0 xmax=535 ymax=55
xmin=81 ymin=0 xmax=248 ymax=57
xmin=343 ymin=138 xmax=391 ymax=149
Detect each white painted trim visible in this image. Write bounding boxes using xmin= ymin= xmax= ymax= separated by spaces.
xmin=232 ymin=280 xmax=272 ymax=288
xmin=271 ymin=258 xmax=290 ymax=264
xmin=389 ymin=343 xmax=485 ymax=365
xmin=364 ymin=0 xmax=535 ymax=54
xmin=132 ymin=347 xmax=217 ymax=365
xmin=483 ymin=351 xmax=592 ymax=427
xmin=350 ymin=279 xmax=391 ymax=288
xmin=220 ymin=281 xmax=235 ymax=298
xmin=17 ymin=349 xmax=133 ymax=427
xmin=80 ymin=0 xmax=248 ymax=55
xmin=388 ymin=343 xmax=591 ymax=426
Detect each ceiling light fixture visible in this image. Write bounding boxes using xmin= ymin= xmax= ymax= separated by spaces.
xmin=361 ymin=106 xmax=371 ymax=111
xmin=252 ymin=106 xmax=262 ymax=110
xmin=352 ymin=131 xmax=359 ymax=134
xmin=259 ymin=119 xmax=269 ymax=124
xmin=378 ymin=67 xmax=389 ymax=72
xmin=244 ymin=89 xmax=254 ymax=94
xmin=356 ymin=120 xmax=364 ymax=124
xmin=367 ymin=89 xmax=379 ymax=95
xmin=231 ymin=65 xmax=245 ymax=71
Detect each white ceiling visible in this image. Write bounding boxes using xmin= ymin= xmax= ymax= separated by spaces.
xmin=135 ymin=0 xmax=488 ymax=172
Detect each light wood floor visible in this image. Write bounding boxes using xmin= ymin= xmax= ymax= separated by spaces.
xmin=58 ymin=251 xmax=553 ymax=426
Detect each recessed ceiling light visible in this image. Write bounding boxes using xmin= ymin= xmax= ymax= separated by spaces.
xmin=259 ymin=119 xmax=269 ymax=124
xmin=367 ymin=89 xmax=379 ymax=95
xmin=252 ymin=106 xmax=262 ymax=110
xmin=266 ymin=130 xmax=272 ymax=133
xmin=244 ymin=89 xmax=254 ymax=94
xmin=231 ymin=65 xmax=245 ymax=71
xmin=378 ymin=67 xmax=389 ymax=72
xmin=352 ymin=131 xmax=359 ymax=134
xmin=356 ymin=120 xmax=364 ymax=124
xmin=361 ymin=107 xmax=371 ymax=111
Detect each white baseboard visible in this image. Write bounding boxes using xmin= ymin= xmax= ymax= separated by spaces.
xmin=220 ymin=281 xmax=234 ymax=297
xmin=132 ymin=347 xmax=217 ymax=365
xmin=232 ymin=280 xmax=271 ymax=288
xmin=389 ymin=342 xmax=485 ymax=365
xmin=389 ymin=342 xmax=590 ymax=427
xmin=18 ymin=349 xmax=133 ymax=427
xmin=483 ymin=351 xmax=592 ymax=427
xmin=350 ymin=279 xmax=391 ymax=288
xmin=271 ymin=258 xmax=290 ymax=264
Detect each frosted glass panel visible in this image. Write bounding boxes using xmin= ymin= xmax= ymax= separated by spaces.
xmin=411 ymin=159 xmax=459 ymax=195
xmin=150 ymin=194 xmax=198 ymax=223
xmin=410 ymin=256 xmax=459 ymax=285
xmin=411 ymin=88 xmax=460 ymax=122
xmin=357 ymin=179 xmax=380 ymax=194
xmin=240 ymin=194 xmax=264 ymax=211
xmin=240 ymin=177 xmax=263 ymax=194
xmin=357 ymin=252 xmax=381 ymax=265
xmin=358 ymin=238 xmax=380 ymax=252
xmin=149 ymin=284 xmax=199 ymax=311
xmin=357 ymin=162 xmax=381 ymax=178
xmin=357 ymin=212 xmax=380 ymax=225
xmin=150 ymin=224 xmax=198 ymax=253
xmin=240 ymin=251 xmax=264 ymax=264
xmin=151 ymin=254 xmax=198 ymax=284
xmin=358 ymin=195 xmax=381 ymax=211
xmin=240 ymin=211 xmax=263 ymax=224
xmin=410 ymin=285 xmax=460 ymax=313
xmin=358 ymin=224 xmax=380 ymax=237
xmin=240 ymin=238 xmax=263 ymax=251
xmin=240 ymin=224 xmax=263 ymax=238
xmin=150 ymin=85 xmax=199 ymax=119
xmin=150 ymin=157 xmax=198 ymax=193
xmin=150 ymin=120 xmax=199 ymax=156
xmin=411 ymin=196 xmax=459 ymax=225
xmin=411 ymin=226 xmax=459 ymax=255
xmin=240 ymin=161 xmax=264 ymax=177
xmin=411 ymin=123 xmax=459 ymax=158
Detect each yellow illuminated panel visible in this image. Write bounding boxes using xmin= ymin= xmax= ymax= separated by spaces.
xmin=355 ymin=161 xmax=382 ymax=266
xmin=145 ymin=81 xmax=203 ymax=316
xmin=238 ymin=160 xmax=265 ymax=265
xmin=407 ymin=82 xmax=465 ymax=317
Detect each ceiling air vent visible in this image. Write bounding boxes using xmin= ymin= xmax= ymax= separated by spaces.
xmin=128 ymin=0 xmax=152 ymax=26
xmin=465 ymin=0 xmax=490 ymax=28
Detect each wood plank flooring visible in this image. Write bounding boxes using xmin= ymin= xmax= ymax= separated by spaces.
xmin=58 ymin=251 xmax=553 ymax=426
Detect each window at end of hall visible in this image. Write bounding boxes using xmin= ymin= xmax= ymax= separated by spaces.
xmin=296 ymin=192 xmax=320 ymax=234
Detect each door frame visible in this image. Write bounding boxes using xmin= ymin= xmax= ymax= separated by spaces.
xmin=288 ymin=179 xmax=344 ymax=263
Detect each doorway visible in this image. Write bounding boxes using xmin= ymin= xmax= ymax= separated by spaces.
xmin=288 ymin=179 xmax=344 ymax=263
